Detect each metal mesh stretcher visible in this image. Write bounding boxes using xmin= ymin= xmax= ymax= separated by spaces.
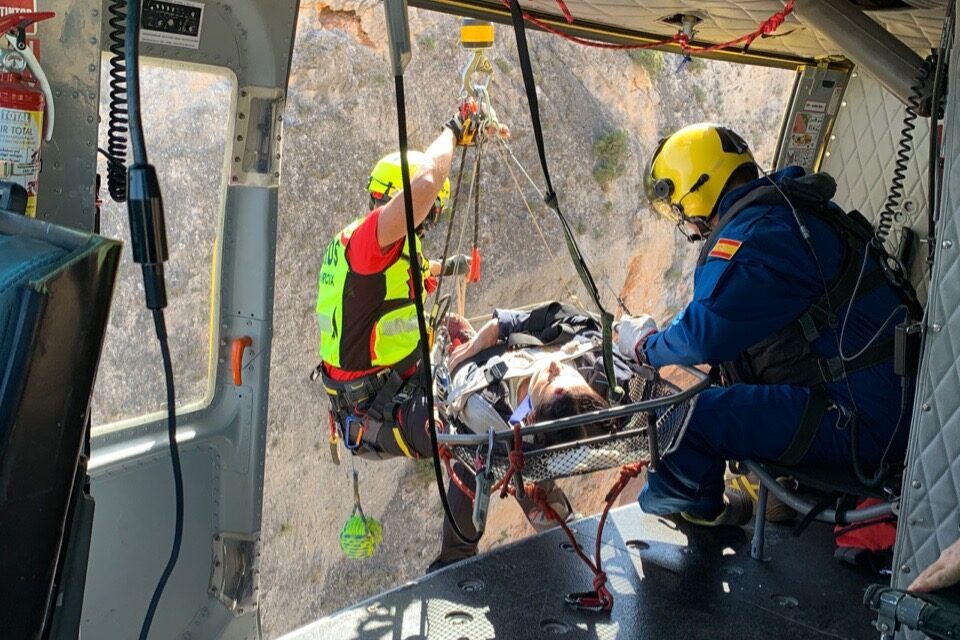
xmin=436 ymin=365 xmax=710 ymax=486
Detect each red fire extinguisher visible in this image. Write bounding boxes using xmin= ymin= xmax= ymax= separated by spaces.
xmin=0 ymin=11 xmax=55 ymax=217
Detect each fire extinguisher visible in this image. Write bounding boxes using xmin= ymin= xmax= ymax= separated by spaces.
xmin=0 ymin=11 xmax=55 ymax=217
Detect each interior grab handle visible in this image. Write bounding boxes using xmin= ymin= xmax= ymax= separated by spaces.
xmin=232 ymin=336 xmax=253 ymax=386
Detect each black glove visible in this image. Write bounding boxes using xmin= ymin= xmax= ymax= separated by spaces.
xmin=443 ymin=101 xmax=480 ymax=146
xmin=440 ymin=254 xmax=471 ymax=276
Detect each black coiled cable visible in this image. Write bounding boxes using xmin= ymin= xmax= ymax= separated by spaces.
xmin=875 ymin=56 xmax=935 ymax=245
xmin=104 ymin=0 xmax=128 ymax=203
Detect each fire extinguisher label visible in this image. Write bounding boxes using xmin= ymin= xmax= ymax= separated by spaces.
xmin=0 ymin=107 xmax=42 ymax=216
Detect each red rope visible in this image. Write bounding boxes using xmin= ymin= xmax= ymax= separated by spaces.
xmin=491 ymin=423 xmax=525 ymax=496
xmin=439 ymin=444 xmax=476 ymax=500
xmin=516 ymin=461 xmax=648 ymax=611
xmin=553 ymin=0 xmax=574 ymax=24
xmin=439 ymin=425 xmax=651 ymax=611
xmin=503 ymin=0 xmax=795 ymax=55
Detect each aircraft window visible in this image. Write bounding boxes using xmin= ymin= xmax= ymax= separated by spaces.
xmin=91 ymin=62 xmax=233 ymax=430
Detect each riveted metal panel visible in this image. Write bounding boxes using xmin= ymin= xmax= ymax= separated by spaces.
xmin=33 ymin=0 xmax=102 ymax=232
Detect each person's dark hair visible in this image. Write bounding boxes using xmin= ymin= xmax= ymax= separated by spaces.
xmin=530 ymin=387 xmax=611 ymax=447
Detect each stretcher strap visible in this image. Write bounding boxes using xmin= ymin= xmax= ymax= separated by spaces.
xmin=507 ymin=0 xmax=621 ymax=402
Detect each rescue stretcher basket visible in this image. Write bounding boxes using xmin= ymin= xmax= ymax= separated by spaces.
xmin=437 ymin=365 xmax=710 ymax=485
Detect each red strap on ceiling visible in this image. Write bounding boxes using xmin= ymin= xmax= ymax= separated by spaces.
xmin=505 ymin=0 xmax=796 ymax=55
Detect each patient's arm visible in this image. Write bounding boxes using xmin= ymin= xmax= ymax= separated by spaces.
xmin=449 ymin=318 xmax=499 ymax=371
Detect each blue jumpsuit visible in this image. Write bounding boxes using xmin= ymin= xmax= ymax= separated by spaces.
xmin=638 ymin=167 xmax=913 ymax=520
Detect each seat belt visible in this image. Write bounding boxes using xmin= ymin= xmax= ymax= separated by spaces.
xmin=507 ymin=0 xmax=621 ymax=402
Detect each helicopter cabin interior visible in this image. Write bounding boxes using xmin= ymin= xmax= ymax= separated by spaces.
xmin=0 ymin=0 xmax=958 ymax=639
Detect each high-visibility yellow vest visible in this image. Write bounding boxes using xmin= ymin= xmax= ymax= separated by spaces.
xmin=315 ymin=218 xmax=429 ymax=371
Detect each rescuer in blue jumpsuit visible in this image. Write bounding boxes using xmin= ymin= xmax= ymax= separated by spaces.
xmin=617 ymin=123 xmax=920 ymax=525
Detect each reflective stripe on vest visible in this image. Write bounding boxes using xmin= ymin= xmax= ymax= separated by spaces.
xmin=315 ymin=218 xmax=429 ymax=370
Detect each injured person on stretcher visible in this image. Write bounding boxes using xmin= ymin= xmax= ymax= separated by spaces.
xmin=430 ymin=300 xmax=645 ymax=571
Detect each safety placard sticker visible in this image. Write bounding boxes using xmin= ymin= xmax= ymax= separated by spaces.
xmin=792 ymin=112 xmax=824 ymax=136
xmin=140 ymin=0 xmax=203 ymax=50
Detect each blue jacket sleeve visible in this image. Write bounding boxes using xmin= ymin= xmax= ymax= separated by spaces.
xmin=643 ymin=215 xmax=825 ymax=368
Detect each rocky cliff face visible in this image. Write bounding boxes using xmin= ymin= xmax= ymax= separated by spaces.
xmin=255 ymin=4 xmax=794 ymax=637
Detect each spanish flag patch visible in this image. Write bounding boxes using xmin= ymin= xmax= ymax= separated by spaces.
xmin=708 ymin=238 xmax=743 ymax=261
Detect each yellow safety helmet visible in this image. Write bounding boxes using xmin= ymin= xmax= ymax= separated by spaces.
xmin=367 ymin=150 xmax=452 ymax=214
xmin=644 ymin=123 xmax=755 ymax=227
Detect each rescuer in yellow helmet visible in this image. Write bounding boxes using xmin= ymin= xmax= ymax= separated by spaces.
xmin=643 ymin=122 xmax=757 ymax=242
xmin=616 ymin=122 xmax=920 ymax=527
xmin=314 ymin=104 xmax=483 ymax=569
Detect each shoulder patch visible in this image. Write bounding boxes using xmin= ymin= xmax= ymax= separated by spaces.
xmin=708 ymin=238 xmax=743 ymax=261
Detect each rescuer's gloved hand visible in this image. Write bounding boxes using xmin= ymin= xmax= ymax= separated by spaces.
xmin=443 ymin=99 xmax=481 ymax=146
xmin=616 ymin=314 xmax=658 ymax=364
xmin=440 ymin=254 xmax=471 ymax=276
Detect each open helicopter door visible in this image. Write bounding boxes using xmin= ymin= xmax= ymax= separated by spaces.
xmin=77 ymin=1 xmax=301 ymax=638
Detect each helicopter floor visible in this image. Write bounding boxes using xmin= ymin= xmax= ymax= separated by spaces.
xmin=281 ymin=502 xmax=880 ymax=639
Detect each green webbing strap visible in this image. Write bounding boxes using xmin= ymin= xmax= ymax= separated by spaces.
xmin=506 ymin=0 xmax=621 ymax=401
xmin=777 ymin=387 xmax=831 ymax=466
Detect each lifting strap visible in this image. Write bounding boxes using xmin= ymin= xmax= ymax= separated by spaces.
xmin=507 ymin=0 xmax=622 ymax=402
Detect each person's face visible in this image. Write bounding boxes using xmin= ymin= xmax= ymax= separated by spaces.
xmin=528 ymin=357 xmax=592 ymax=411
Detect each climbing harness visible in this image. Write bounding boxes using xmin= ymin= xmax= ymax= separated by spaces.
xmin=339 ymin=467 xmax=383 ymax=559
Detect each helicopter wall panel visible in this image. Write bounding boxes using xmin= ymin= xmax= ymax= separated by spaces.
xmin=892 ymin=9 xmax=960 ymax=638
xmin=83 ymin=445 xmax=233 ymax=639
xmin=820 ymin=71 xmax=932 ymax=304
xmin=33 ymin=0 xmax=102 ymax=232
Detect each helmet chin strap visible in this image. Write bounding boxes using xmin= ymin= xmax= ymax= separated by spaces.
xmin=673 ymin=173 xmax=713 ymax=242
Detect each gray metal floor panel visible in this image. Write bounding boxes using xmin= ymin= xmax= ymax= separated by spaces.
xmin=282 ymin=503 xmax=878 ymax=640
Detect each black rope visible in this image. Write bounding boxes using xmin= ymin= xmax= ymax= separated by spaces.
xmin=432 ymin=145 xmax=469 ymax=314
xmin=472 ymin=142 xmax=482 ymax=252
xmin=394 ymin=75 xmax=481 ymax=545
xmin=506 ymin=0 xmax=622 ymax=401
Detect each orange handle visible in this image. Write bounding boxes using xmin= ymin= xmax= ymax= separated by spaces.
xmin=232 ymin=336 xmax=253 ymax=386
xmin=467 ymin=247 xmax=481 ymax=283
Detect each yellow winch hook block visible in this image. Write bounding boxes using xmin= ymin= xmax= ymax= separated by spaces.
xmin=460 ymin=18 xmax=495 ymax=50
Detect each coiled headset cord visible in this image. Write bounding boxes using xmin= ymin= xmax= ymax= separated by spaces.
xmin=103 ymin=0 xmax=129 ymax=203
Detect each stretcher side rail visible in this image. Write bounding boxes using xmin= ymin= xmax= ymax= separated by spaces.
xmin=438 ymin=365 xmax=710 ymax=484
